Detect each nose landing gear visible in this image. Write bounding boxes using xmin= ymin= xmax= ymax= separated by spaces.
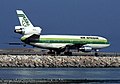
xmin=95 ymin=49 xmax=99 ymax=56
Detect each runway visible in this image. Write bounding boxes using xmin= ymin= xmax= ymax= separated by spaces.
xmin=0 ymin=48 xmax=119 ymax=56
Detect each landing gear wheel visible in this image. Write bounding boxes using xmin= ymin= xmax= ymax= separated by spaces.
xmin=56 ymin=51 xmax=61 ymax=56
xmin=95 ymin=52 xmax=98 ymax=56
xmin=64 ymin=52 xmax=72 ymax=56
xmin=47 ymin=52 xmax=55 ymax=56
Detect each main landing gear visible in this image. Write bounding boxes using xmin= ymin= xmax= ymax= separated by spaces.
xmin=63 ymin=46 xmax=72 ymax=56
xmin=47 ymin=46 xmax=73 ymax=56
xmin=64 ymin=51 xmax=72 ymax=56
xmin=47 ymin=50 xmax=56 ymax=56
xmin=47 ymin=51 xmax=72 ymax=56
xmin=47 ymin=50 xmax=61 ymax=56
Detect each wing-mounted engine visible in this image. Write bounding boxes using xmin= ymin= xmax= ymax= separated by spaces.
xmin=14 ymin=26 xmax=41 ymax=35
xmin=79 ymin=46 xmax=92 ymax=52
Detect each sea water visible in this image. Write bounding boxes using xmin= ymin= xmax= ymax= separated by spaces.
xmin=0 ymin=68 xmax=120 ymax=80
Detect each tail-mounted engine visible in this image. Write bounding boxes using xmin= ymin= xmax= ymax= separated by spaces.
xmin=14 ymin=26 xmax=42 ymax=35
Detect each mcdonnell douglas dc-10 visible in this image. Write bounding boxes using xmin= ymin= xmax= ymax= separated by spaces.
xmin=13 ymin=10 xmax=110 ymax=55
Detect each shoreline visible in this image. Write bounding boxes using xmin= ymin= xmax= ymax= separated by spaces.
xmin=0 ymin=79 xmax=120 ymax=83
xmin=0 ymin=55 xmax=120 ymax=68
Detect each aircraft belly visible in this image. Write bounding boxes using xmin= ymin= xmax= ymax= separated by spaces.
xmin=30 ymin=43 xmax=72 ymax=49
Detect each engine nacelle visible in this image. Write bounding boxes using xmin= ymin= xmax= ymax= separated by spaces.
xmin=79 ymin=46 xmax=92 ymax=52
xmin=14 ymin=26 xmax=42 ymax=35
xmin=14 ymin=26 xmax=24 ymax=34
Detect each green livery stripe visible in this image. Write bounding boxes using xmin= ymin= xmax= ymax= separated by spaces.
xmin=38 ymin=40 xmax=108 ymax=44
xmin=18 ymin=14 xmax=25 ymax=17
xmin=39 ymin=40 xmax=85 ymax=44
xmin=40 ymin=38 xmax=106 ymax=42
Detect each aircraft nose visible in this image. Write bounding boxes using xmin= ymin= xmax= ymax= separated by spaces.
xmin=105 ymin=38 xmax=110 ymax=47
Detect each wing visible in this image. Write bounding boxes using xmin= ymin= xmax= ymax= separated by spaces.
xmin=7 ymin=42 xmax=26 ymax=47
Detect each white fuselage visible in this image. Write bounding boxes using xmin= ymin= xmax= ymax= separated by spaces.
xmin=29 ymin=35 xmax=110 ymax=49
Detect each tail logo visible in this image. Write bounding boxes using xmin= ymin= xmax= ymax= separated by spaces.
xmin=22 ymin=15 xmax=30 ymax=27
xmin=18 ymin=14 xmax=30 ymax=27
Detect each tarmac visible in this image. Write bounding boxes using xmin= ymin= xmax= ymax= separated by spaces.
xmin=0 ymin=48 xmax=119 ymax=56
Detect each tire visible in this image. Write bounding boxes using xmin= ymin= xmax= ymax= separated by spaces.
xmin=47 ymin=52 xmax=55 ymax=56
xmin=64 ymin=52 xmax=72 ymax=56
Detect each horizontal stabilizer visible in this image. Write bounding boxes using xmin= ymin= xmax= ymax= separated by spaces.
xmin=8 ymin=42 xmax=25 ymax=45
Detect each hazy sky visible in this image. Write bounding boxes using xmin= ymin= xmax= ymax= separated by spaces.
xmin=0 ymin=0 xmax=120 ymax=52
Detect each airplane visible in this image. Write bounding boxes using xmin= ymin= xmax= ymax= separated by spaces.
xmin=14 ymin=10 xmax=110 ymax=56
